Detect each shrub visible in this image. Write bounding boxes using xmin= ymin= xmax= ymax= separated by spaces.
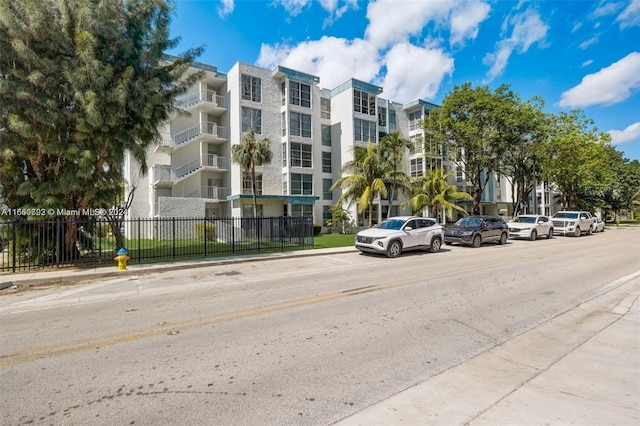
xmin=195 ymin=222 xmax=216 ymax=239
xmin=313 ymin=225 xmax=322 ymax=236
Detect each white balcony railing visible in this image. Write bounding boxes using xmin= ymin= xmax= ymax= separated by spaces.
xmin=201 ymin=186 xmax=229 ymax=200
xmin=176 ymin=90 xmax=227 ymax=110
xmin=172 ymin=122 xmax=228 ymax=146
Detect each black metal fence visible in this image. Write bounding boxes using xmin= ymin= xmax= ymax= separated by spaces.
xmin=0 ymin=216 xmax=314 ymax=273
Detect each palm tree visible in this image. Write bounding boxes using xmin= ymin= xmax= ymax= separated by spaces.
xmin=405 ymin=168 xmax=472 ymax=222
xmin=231 ymin=127 xmax=272 ymax=217
xmin=380 ymin=130 xmax=413 ymax=218
xmin=332 ymin=142 xmax=388 ymax=227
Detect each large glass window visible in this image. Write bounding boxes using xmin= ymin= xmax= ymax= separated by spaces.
xmin=241 ymin=74 xmax=261 ymax=102
xmin=322 ymin=151 xmax=332 ymax=173
xmin=291 ymin=204 xmax=313 ymax=217
xmin=323 ymin=179 xmax=333 ymax=200
xmin=378 ymin=106 xmax=387 ymax=127
xmin=290 ymin=112 xmax=312 ymax=138
xmin=242 ymin=174 xmax=263 ymax=195
xmin=321 ymin=125 xmax=331 ymax=146
xmin=282 ymin=143 xmax=287 ymax=167
xmin=353 ymin=89 xmax=376 ymax=115
xmin=410 ymin=158 xmax=423 ymax=177
xmin=290 ymin=143 xmax=312 ymax=168
xmin=242 ymin=204 xmax=263 ymax=217
xmin=409 ymin=110 xmax=423 ymax=132
xmin=291 ymin=173 xmax=313 ymax=195
xmin=281 ymin=112 xmax=286 ymax=136
xmin=241 ymin=107 xmax=262 ymax=133
xmin=290 ymin=81 xmax=311 ymax=108
xmin=389 ymin=108 xmax=397 ymax=131
xmin=323 ymin=205 xmax=331 ymax=223
xmin=321 ymin=97 xmax=331 ymax=119
xmin=354 ymin=118 xmax=377 ymax=143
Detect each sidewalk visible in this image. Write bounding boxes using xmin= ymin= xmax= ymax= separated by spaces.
xmin=336 ymin=273 xmax=640 ymax=426
xmin=0 ymin=246 xmax=357 ymax=289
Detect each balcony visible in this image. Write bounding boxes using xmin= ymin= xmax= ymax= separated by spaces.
xmin=152 ymin=155 xmax=229 ymax=186
xmin=155 ymin=123 xmax=228 ymax=152
xmin=173 ymin=186 xmax=230 ymax=201
xmin=176 ymin=90 xmax=227 ymax=113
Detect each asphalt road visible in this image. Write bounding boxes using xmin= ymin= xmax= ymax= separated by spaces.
xmin=1 ymin=228 xmax=639 ymax=425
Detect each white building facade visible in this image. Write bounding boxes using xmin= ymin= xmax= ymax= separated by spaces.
xmin=125 ymin=58 xmax=533 ymax=226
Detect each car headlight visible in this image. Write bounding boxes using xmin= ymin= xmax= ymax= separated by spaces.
xmin=461 ymin=231 xmax=473 ymax=236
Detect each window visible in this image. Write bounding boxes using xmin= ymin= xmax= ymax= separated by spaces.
xmin=321 ymin=125 xmax=331 ymax=146
xmin=410 ymin=135 xmax=422 ymax=153
xmin=291 ymin=204 xmax=313 ymax=217
xmin=353 ymin=89 xmax=376 ymax=115
xmin=378 ymin=106 xmax=387 ymax=127
xmin=291 ymin=173 xmax=313 ymax=195
xmin=321 ymin=97 xmax=331 ymax=119
xmin=456 ymin=165 xmax=464 ymax=181
xmin=290 ymin=81 xmax=311 ymax=108
xmin=322 ymin=151 xmax=332 ymax=173
xmin=323 ymin=179 xmax=333 ymax=200
xmin=290 ymin=112 xmax=312 ymax=138
xmin=409 ymin=110 xmax=422 ymax=132
xmin=410 ymin=158 xmax=423 ymax=177
xmin=242 ymin=174 xmax=262 ymax=195
xmin=241 ymin=74 xmax=261 ymax=102
xmin=281 ymin=81 xmax=286 ymax=106
xmin=354 ymin=118 xmax=377 ymax=142
xmin=242 ymin=107 xmax=262 ymax=133
xmin=282 ymin=143 xmax=287 ymax=167
xmin=242 ymin=204 xmax=263 ymax=217
xmin=388 ymin=108 xmax=397 ymax=131
xmin=290 ymin=143 xmax=312 ymax=168
xmin=323 ymin=205 xmax=331 ymax=223
xmin=281 ymin=112 xmax=286 ymax=136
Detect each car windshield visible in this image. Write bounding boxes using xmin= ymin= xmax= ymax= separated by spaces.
xmin=553 ymin=212 xmax=578 ymax=219
xmin=375 ymin=219 xmax=405 ymax=230
xmin=455 ymin=217 xmax=482 ymax=227
xmin=513 ymin=216 xmax=536 ymax=223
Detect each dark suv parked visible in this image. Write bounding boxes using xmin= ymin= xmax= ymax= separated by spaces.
xmin=444 ymin=215 xmax=509 ymax=248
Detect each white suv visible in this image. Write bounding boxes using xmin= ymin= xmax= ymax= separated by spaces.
xmin=551 ymin=211 xmax=596 ymax=237
xmin=355 ymin=216 xmax=444 ymax=258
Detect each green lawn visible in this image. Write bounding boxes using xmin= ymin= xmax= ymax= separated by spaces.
xmin=313 ymin=233 xmax=355 ymax=249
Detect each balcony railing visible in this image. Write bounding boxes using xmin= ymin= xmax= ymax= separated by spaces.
xmin=153 ymin=156 xmax=229 ymax=183
xmin=176 ymin=90 xmax=227 ymax=109
xmin=200 ymin=186 xmax=229 ymax=200
xmin=172 ymin=122 xmax=228 ymax=147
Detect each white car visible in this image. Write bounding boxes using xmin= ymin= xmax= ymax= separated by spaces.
xmin=507 ymin=214 xmax=554 ymax=241
xmin=355 ymin=216 xmax=444 ymax=258
xmin=594 ymin=217 xmax=606 ymax=232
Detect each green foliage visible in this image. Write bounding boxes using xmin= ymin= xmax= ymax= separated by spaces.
xmin=324 ymin=203 xmax=354 ymax=233
xmin=0 ymin=0 xmax=202 ymax=258
xmin=231 ymin=127 xmax=272 ymax=217
xmin=313 ymin=233 xmax=355 ymax=249
xmin=380 ymin=130 xmax=412 ymax=218
xmin=195 ymin=222 xmax=216 ymax=240
xmin=332 ymin=142 xmax=389 ymax=227
xmin=405 ymin=168 xmax=471 ymax=221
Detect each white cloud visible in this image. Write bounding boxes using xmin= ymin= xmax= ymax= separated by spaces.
xmin=579 ymin=36 xmax=599 ymax=50
xmin=450 ymin=0 xmax=491 ymax=46
xmin=320 ymin=0 xmax=358 ymax=28
xmin=380 ymin=43 xmax=454 ymax=102
xmin=617 ymin=0 xmax=640 ymax=28
xmin=364 ymin=0 xmax=454 ymax=49
xmin=582 ymin=59 xmax=594 ymax=67
xmin=589 ymin=1 xmax=625 ymax=18
xmin=218 ymin=0 xmax=234 ymax=17
xmin=257 ymin=37 xmax=382 ymax=90
xmin=559 ymin=52 xmax=640 ymax=107
xmin=483 ymin=8 xmax=548 ymax=81
xmin=609 ymin=122 xmax=640 ymax=145
xmin=273 ymin=0 xmax=310 ymax=16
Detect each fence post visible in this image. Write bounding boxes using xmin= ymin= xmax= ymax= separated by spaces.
xmin=172 ymin=217 xmax=176 ymax=258
xmin=11 ymin=221 xmax=16 ymax=273
xmin=232 ymin=217 xmax=235 ymax=254
xmin=203 ymin=218 xmax=207 ymax=257
xmin=137 ymin=218 xmax=141 ymax=263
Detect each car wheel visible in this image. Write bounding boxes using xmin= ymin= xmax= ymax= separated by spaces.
xmin=429 ymin=238 xmax=442 ymax=253
xmin=386 ymin=240 xmax=402 ymax=258
xmin=529 ymin=230 xmax=537 ymax=241
xmin=574 ymin=226 xmax=581 ymax=237
xmin=587 ymin=226 xmax=593 ymax=235
xmin=547 ymin=228 xmax=554 ymax=239
xmin=445 ymin=241 xmax=452 ymax=245
xmin=498 ymin=232 xmax=508 ymax=245
xmin=471 ymin=234 xmax=482 ymax=248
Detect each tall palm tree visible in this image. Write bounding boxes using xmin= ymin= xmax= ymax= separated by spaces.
xmin=231 ymin=127 xmax=272 ymax=217
xmin=332 ymin=142 xmax=388 ymax=227
xmin=405 ymin=168 xmax=472 ymax=222
xmin=380 ymin=130 xmax=413 ymax=218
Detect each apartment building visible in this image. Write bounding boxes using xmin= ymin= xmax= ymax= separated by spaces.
xmin=124 ymin=58 xmax=520 ymax=226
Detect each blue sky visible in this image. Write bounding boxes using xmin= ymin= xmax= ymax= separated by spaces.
xmin=167 ymin=0 xmax=640 ymax=161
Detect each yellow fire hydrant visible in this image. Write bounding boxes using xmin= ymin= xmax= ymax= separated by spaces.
xmin=114 ymin=248 xmax=130 ymax=271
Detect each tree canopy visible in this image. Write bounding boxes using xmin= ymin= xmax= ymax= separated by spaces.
xmin=0 ymin=0 xmax=201 ymax=217
xmin=231 ymin=127 xmax=272 ymax=217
